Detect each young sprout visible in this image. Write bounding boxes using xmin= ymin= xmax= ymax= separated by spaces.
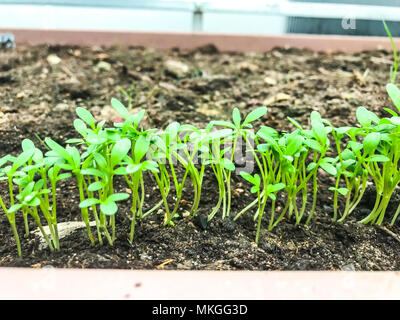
xmin=207 ymin=106 xmax=267 ymax=220
xmin=0 ymin=150 xmax=34 ymax=256
xmin=123 ymin=134 xmax=159 ymax=242
xmin=383 ymin=21 xmax=399 ymax=85
xmin=119 ymin=80 xmax=138 ymax=110
xmin=151 ymin=122 xmax=191 ymax=226
xmin=45 ymin=137 xmax=97 ymax=245
xmin=359 ymin=84 xmax=400 ymax=225
xmin=240 ymin=171 xmax=285 ymax=244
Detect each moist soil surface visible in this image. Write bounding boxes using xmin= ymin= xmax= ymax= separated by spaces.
xmin=0 ymin=44 xmax=400 ymax=270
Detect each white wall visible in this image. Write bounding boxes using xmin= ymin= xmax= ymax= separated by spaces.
xmin=0 ymin=4 xmax=286 ymax=34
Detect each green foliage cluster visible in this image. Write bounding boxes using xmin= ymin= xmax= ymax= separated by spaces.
xmin=1 ymin=84 xmax=400 ymax=256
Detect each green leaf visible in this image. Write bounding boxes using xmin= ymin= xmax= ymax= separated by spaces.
xmin=320 ymin=162 xmax=337 ymax=176
xmin=111 ymin=98 xmax=131 ymax=119
xmin=133 ymin=110 xmax=146 ymax=128
xmin=45 ymin=138 xmax=72 ymax=162
xmin=142 ymin=160 xmax=159 ymax=173
xmin=107 ymin=193 xmax=130 ymax=202
xmin=69 ymin=147 xmax=81 ymax=169
xmin=21 ymin=139 xmax=35 ymax=152
xmin=57 ymin=163 xmax=73 ymax=171
xmin=240 ymin=171 xmax=257 ymax=186
xmin=268 ymin=193 xmax=276 ymax=201
xmin=166 ymin=122 xmax=180 ymax=138
xmin=93 ymin=153 xmax=107 ymax=169
xmin=11 ymin=149 xmax=35 ymax=172
xmin=111 ymin=138 xmax=132 ymax=168
xmin=88 ymin=181 xmax=104 ymax=192
xmin=100 ymin=200 xmax=118 ymax=216
xmin=337 ymin=188 xmax=348 ymax=196
xmin=65 ymin=138 xmax=84 ymax=145
xmin=258 ymin=126 xmax=279 ymax=138
xmin=383 ymin=108 xmax=398 ymax=117
xmin=390 ymin=116 xmax=400 ymax=126
xmin=363 ymin=132 xmax=381 ymax=154
xmin=267 ymin=183 xmax=286 ymax=193
xmin=287 ymin=117 xmax=303 ymax=130
xmin=232 ymin=108 xmax=241 ymax=128
xmin=221 ymin=158 xmax=235 ymax=171
xmin=250 ymin=185 xmax=259 ymax=194
xmin=307 ymin=162 xmax=317 ymax=171
xmin=335 ymin=126 xmax=352 ymax=135
xmin=56 ymin=173 xmax=72 ymax=182
xmin=34 ymin=179 xmax=44 ymax=191
xmin=304 ymin=138 xmax=322 ymax=152
xmin=209 ymin=129 xmax=233 ymax=141
xmin=76 ymin=107 xmax=95 ymax=128
xmin=208 ymin=120 xmax=236 ymax=130
xmin=79 ymin=198 xmax=100 ymax=208
xmin=243 ymin=107 xmax=267 ymax=125
xmin=0 ymin=155 xmax=10 ymax=167
xmin=86 ymin=132 xmax=107 ymax=145
xmin=113 ymin=166 xmax=128 ymax=175
xmin=134 ymin=135 xmax=149 ymax=163
xmin=257 ymin=131 xmax=280 ymax=150
xmin=32 ymin=149 xmax=43 ymax=164
xmin=348 ymin=141 xmax=363 ymax=153
xmin=73 ymin=119 xmax=88 ymax=137
xmin=328 ymin=187 xmax=348 ymax=196
xmin=310 ymin=111 xmax=322 ymax=123
xmin=311 ymin=120 xmax=327 ymax=146
xmin=386 ymin=83 xmax=400 ymax=112
xmin=356 ymin=107 xmax=379 ymax=127
xmin=257 ymin=144 xmax=269 ymax=152
xmin=8 ymin=204 xmax=22 ymax=213
xmin=81 ymin=168 xmax=105 ymax=178
xmin=367 ymin=155 xmax=390 ymax=162
xmin=25 ymin=195 xmax=40 ymax=207
xmin=285 ymin=135 xmax=303 ymax=156
xmin=342 ymin=159 xmax=356 ymax=168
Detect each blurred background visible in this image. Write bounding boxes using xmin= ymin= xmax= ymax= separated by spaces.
xmin=0 ymin=0 xmax=399 ymax=36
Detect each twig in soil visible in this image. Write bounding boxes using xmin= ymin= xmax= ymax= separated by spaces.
xmin=156 ymin=258 xmax=174 ymax=269
xmin=378 ymin=226 xmax=400 ymax=244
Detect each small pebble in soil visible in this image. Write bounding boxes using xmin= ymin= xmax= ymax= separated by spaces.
xmin=261 ymin=242 xmax=278 ymax=254
xmin=341 ymin=263 xmax=356 ymax=271
xmin=221 ymin=218 xmax=236 ymax=232
xmin=195 ymin=214 xmax=208 ymax=230
xmin=323 ymin=204 xmax=333 ymax=214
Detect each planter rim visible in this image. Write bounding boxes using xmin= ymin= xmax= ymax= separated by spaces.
xmin=0 ymin=268 xmax=399 ymax=299
xmin=1 ymin=28 xmax=400 ymax=300
xmin=1 ymin=28 xmax=400 ymax=53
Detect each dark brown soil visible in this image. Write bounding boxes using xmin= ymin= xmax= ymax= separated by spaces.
xmin=0 ymin=44 xmax=399 ymax=270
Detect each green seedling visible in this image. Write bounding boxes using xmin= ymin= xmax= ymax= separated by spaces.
xmin=358 ymin=85 xmax=400 ymax=225
xmin=240 ymin=171 xmax=285 ymax=244
xmin=45 ymin=137 xmax=96 ymax=245
xmin=207 ymin=106 xmax=267 ymax=220
xmin=3 ymin=81 xmax=400 ymax=257
xmin=0 ymin=150 xmax=33 ymax=256
xmin=383 ymin=21 xmax=399 ymax=85
xmin=119 ymin=80 xmax=138 ymax=110
xmin=123 ymin=135 xmax=159 ymax=242
xmin=151 ymin=122 xmax=192 ymax=226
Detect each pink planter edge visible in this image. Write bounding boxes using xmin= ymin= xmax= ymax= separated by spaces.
xmin=0 ymin=269 xmax=399 ymax=300
xmin=1 ymin=28 xmax=400 ymax=300
xmin=0 ymin=28 xmax=399 ymax=53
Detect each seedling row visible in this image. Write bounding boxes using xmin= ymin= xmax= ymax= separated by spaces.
xmin=1 ymin=83 xmax=400 ymax=257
